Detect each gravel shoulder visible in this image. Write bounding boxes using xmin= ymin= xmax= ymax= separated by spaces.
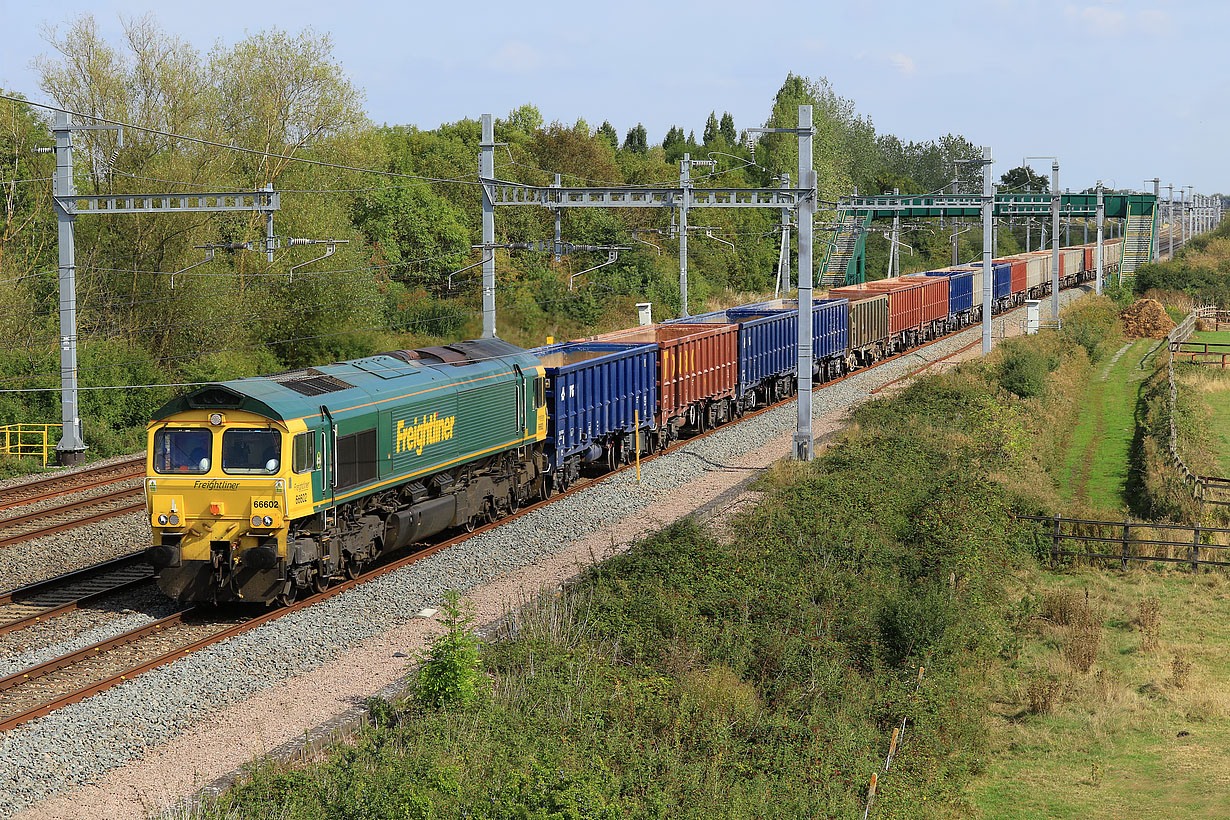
xmin=7 ymin=290 xmax=1088 ymax=820
xmin=0 ymin=510 xmax=150 ymax=592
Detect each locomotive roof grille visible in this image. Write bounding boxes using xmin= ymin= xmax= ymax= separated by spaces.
xmin=269 ymin=368 xmax=355 ymax=397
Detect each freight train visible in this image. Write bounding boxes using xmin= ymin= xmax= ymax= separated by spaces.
xmin=143 ymin=238 xmax=1122 ymax=604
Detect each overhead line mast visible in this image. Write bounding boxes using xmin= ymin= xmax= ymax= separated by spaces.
xmin=478 ymin=106 xmax=820 ymax=458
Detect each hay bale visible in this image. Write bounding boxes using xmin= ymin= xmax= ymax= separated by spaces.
xmin=1121 ymin=299 xmax=1176 ymax=339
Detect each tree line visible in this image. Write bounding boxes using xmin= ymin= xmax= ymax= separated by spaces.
xmin=0 ymin=14 xmax=990 ymax=460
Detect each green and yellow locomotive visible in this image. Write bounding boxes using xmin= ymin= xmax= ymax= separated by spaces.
xmin=144 ymin=339 xmax=547 ymax=604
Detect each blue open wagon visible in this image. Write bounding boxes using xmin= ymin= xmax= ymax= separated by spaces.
xmin=531 ymin=340 xmax=656 ymax=489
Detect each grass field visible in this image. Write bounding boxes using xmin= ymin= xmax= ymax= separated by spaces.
xmin=1175 ymin=352 xmax=1230 ymax=477
xmin=1056 ymin=339 xmax=1158 ymax=511
xmin=968 ymin=567 xmax=1230 ymax=819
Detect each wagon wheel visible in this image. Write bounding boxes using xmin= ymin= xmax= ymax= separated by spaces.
xmin=277 ymin=581 xmax=298 ymax=607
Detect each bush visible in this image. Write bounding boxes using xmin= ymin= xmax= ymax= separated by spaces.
xmin=415 ymin=590 xmax=485 ymax=710
xmin=997 ymin=342 xmax=1053 ymax=398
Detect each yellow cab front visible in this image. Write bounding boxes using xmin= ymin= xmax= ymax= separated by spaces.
xmin=145 ymin=409 xmax=294 ymax=603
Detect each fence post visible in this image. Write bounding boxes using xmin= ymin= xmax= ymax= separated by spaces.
xmin=1120 ymin=519 xmax=1130 ymax=570
xmin=862 ymin=773 xmax=878 ymax=820
xmin=1192 ymin=523 xmax=1201 ymax=573
xmin=1051 ymin=516 xmax=1061 ymax=563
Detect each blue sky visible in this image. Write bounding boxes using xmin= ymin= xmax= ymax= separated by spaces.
xmin=1 ymin=0 xmax=1224 ymax=195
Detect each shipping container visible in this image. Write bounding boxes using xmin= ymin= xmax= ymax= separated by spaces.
xmin=1023 ymin=252 xmax=1050 ymax=294
xmin=923 ymin=268 xmax=976 ymax=316
xmin=531 ymin=341 xmax=657 ymax=471
xmin=585 ymin=323 xmax=737 ymax=428
xmin=1061 ymin=248 xmax=1083 ymax=281
xmin=859 ymin=275 xmax=949 ymax=333
xmin=995 ymin=257 xmax=1028 ymax=295
xmin=663 ymin=307 xmax=794 ymax=398
xmin=738 ymin=298 xmax=849 ymax=361
xmin=824 ymin=289 xmax=889 ymax=356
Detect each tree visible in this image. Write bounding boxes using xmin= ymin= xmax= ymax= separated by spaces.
xmin=598 ymin=120 xmax=618 ymax=148
xmin=663 ymin=125 xmax=684 ymax=151
xmin=703 ymin=111 xmax=719 ymax=144
xmin=719 ymin=111 xmax=736 ymax=144
xmin=623 ymin=123 xmax=647 ymax=153
xmin=1000 ymin=165 xmax=1050 ymax=194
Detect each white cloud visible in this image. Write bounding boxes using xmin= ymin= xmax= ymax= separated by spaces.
xmin=1064 ymin=4 xmax=1173 ymax=37
xmin=487 ymin=41 xmax=547 ymax=74
xmin=888 ymin=53 xmax=916 ymax=76
xmin=1065 ymin=4 xmax=1127 ymax=34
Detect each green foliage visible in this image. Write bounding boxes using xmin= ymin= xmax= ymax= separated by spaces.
xmin=622 ymin=123 xmax=647 ymax=154
xmin=415 ymin=590 xmax=484 ymax=711
xmin=997 ymin=339 xmax=1055 ymax=398
xmin=999 ymin=165 xmax=1050 ymax=194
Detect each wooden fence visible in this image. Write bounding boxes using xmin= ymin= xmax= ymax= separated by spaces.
xmin=1020 ymin=514 xmax=1230 ymax=570
xmin=1165 ymin=306 xmax=1230 ymax=509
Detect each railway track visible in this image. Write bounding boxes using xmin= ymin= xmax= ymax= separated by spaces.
xmin=0 ymin=294 xmax=1074 ymax=733
xmin=0 ymin=485 xmax=146 ymax=549
xmin=0 ymin=554 xmax=154 ymax=637
xmin=0 ymin=456 xmax=145 ymax=512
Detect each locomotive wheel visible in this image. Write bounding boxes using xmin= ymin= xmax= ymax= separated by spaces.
xmin=278 ymin=582 xmax=298 ymax=607
xmin=509 ymin=489 xmax=520 ymax=514
xmin=311 ymin=569 xmax=330 ymax=594
xmin=464 ymin=515 xmax=477 ymax=533
xmin=344 ymin=557 xmax=362 ymax=580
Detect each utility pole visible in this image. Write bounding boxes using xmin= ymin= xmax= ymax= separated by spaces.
xmin=679 ymin=154 xmax=691 ymax=318
xmin=951 ymin=174 xmax=959 ymax=266
xmin=775 ymin=173 xmax=791 ymax=295
xmin=1147 ymin=178 xmax=1160 ymax=260
xmin=980 ymin=147 xmax=994 ymax=355
xmin=52 ymin=111 xmax=85 ymax=462
xmin=44 ymin=111 xmax=278 ymax=464
xmin=793 ymin=105 xmax=815 ymax=461
xmin=479 ymin=113 xmax=497 ymax=337
xmin=1166 ymin=184 xmax=1173 ymax=258
xmin=1051 ymin=160 xmax=1060 ymax=319
xmin=1095 ymin=181 xmax=1104 ymax=294
xmin=890 ymin=188 xmax=900 ymax=278
xmin=1025 ymin=184 xmax=1031 ymax=252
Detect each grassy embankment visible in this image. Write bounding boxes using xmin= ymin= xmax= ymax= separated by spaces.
xmin=183 ymin=297 xmax=1146 ymax=820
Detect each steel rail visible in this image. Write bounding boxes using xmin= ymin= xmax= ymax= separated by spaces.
xmin=0 ymin=284 xmax=1083 ymax=732
xmin=0 ymin=553 xmax=154 ymax=637
xmin=0 ymin=456 xmax=145 ymax=512
xmin=0 ymin=487 xmax=145 ymax=548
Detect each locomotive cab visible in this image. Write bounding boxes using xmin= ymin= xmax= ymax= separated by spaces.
xmin=145 ymin=390 xmax=316 ymax=604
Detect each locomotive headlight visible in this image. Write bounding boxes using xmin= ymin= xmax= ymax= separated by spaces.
xmin=262 ymin=515 xmax=274 ymax=527
xmin=168 ymin=514 xmax=180 ymax=526
xmin=209 ymin=413 xmax=223 ymax=426
xmin=251 ymin=515 xmax=263 ymax=527
xmin=157 ymin=514 xmax=169 ymax=526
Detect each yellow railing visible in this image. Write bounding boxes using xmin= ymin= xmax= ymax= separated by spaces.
xmin=0 ymin=424 xmax=63 ymax=466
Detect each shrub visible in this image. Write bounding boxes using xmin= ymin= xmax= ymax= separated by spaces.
xmin=1136 ymin=597 xmax=1162 ymax=652
xmin=416 ymin=590 xmax=485 ymax=710
xmin=1026 ymin=674 xmax=1063 ymax=715
xmin=997 ymin=342 xmax=1052 ymax=398
xmin=1170 ymin=653 xmax=1192 ymax=689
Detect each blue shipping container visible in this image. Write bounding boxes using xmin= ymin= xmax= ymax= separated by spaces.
xmin=992 ymin=262 xmax=1011 ymax=300
xmin=530 ymin=341 xmax=657 ymax=470
xmin=740 ymin=298 xmax=849 ymax=362
xmin=924 ymin=269 xmax=975 ymax=315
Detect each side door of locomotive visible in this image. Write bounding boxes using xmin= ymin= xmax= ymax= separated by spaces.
xmin=318 ymin=405 xmax=335 ymax=512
